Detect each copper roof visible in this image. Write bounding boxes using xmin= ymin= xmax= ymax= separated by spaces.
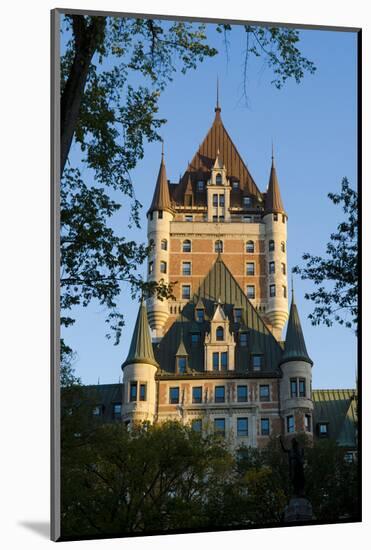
xmin=122 ymin=301 xmax=159 ymax=369
xmin=265 ymin=157 xmax=285 ymax=214
xmin=147 ymin=150 xmax=173 ymax=215
xmin=173 ymin=108 xmax=262 ymax=204
xmin=281 ymin=291 xmax=312 ymax=365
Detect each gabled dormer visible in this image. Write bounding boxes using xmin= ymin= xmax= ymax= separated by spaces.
xmin=204 ymin=299 xmax=235 ymax=371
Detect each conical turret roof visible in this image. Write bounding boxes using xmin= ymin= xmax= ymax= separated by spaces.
xmin=265 ymin=155 xmax=285 ymax=214
xmin=147 ymin=147 xmax=173 ymax=215
xmin=281 ymin=292 xmax=313 ymax=365
xmin=122 ymin=301 xmax=159 ymax=368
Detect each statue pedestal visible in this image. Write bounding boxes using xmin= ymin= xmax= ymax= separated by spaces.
xmin=284 ymin=497 xmax=313 ymax=523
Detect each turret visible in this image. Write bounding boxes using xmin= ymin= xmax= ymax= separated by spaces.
xmin=146 ymin=145 xmax=174 ymax=337
xmin=263 ymin=151 xmax=288 ymax=339
xmin=121 ymin=300 xmax=159 ymax=425
xmin=279 ymin=290 xmax=314 ymax=440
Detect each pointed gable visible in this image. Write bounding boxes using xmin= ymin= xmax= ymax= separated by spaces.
xmin=173 ymin=109 xmax=262 ymax=204
xmin=265 ymin=156 xmax=285 ymax=214
xmin=122 ymin=301 xmax=159 ymax=369
xmin=155 ymin=257 xmax=283 ymax=374
xmin=147 ymin=150 xmax=173 ymax=215
xmin=281 ymin=292 xmax=312 ymax=365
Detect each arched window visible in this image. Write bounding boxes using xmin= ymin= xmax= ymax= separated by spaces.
xmin=216 ymin=326 xmax=224 ymax=341
xmin=161 ymin=239 xmax=167 ymax=251
xmin=281 ymin=241 xmax=285 ymax=252
xmin=182 ymin=239 xmax=191 ymax=253
xmin=215 ymin=240 xmax=223 ymax=253
xmin=269 ymin=240 xmax=275 ymax=252
xmin=246 ymin=240 xmax=254 ymax=253
xmin=216 ymin=173 xmax=222 ymax=185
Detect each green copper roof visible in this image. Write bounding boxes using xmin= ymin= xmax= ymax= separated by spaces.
xmin=281 ymin=293 xmax=313 ymax=365
xmin=122 ymin=301 xmax=159 ymax=369
xmin=154 ymin=257 xmax=283 ymax=374
xmin=312 ymin=389 xmax=358 ymax=447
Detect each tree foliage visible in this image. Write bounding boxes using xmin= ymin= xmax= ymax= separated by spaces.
xmin=60 ymin=406 xmax=359 ymax=538
xmin=293 ymin=177 xmax=358 ymax=330
xmin=60 ymin=15 xmax=316 ymax=352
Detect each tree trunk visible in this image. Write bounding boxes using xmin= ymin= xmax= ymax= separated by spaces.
xmin=60 ymin=15 xmax=105 ymax=176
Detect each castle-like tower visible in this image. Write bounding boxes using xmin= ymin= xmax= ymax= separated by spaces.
xmin=121 ymin=98 xmax=313 ymax=446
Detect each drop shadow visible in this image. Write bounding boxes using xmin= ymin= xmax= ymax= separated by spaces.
xmin=18 ymin=521 xmax=50 ymax=539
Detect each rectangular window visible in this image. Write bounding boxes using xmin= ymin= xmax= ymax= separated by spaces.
xmin=177 ymin=357 xmax=187 ymax=374
xmin=213 ymin=215 xmax=218 ymax=222
xmin=191 ymin=332 xmax=200 ymax=345
xmin=269 ymin=240 xmax=275 ymax=251
xmin=149 ymin=212 xmax=153 ymax=221
xmin=92 ymin=405 xmax=101 ymax=416
xmin=246 ymin=285 xmax=255 ymax=299
xmin=219 ymin=215 xmax=224 ymax=221
xmin=182 ymin=262 xmax=191 ymax=276
xmin=139 ymin=383 xmax=147 ymax=401
xmin=237 ymin=417 xmax=249 ymax=437
xmin=169 ymin=387 xmax=180 ymax=404
xmin=273 ymin=213 xmax=278 ymax=221
xmin=112 ymin=403 xmax=121 ymax=418
xmin=197 ymin=181 xmax=204 ymax=192
xmin=158 ymin=210 xmax=163 ymax=219
xmin=219 ymin=194 xmax=225 ymax=207
xmin=299 ymin=378 xmax=306 ymax=397
xmin=234 ymin=308 xmax=242 ymax=322
xmin=192 ymin=418 xmax=202 ymax=432
xmin=283 ymin=285 xmax=287 ymax=298
xmin=305 ymin=414 xmax=311 ymax=432
xmin=261 ymin=418 xmax=270 ymax=436
xmin=214 ymin=418 xmax=226 ymax=436
xmin=239 ymin=332 xmax=248 ymax=346
xmin=232 ymin=181 xmax=239 ymax=190
xmin=270 ymin=284 xmax=276 ymax=297
xmin=246 ymin=262 xmax=255 ymax=275
xmin=160 ymin=261 xmax=167 ymax=274
xmin=215 ymin=386 xmax=225 ymax=403
xmin=213 ymin=194 xmax=218 ymax=207
xmin=259 ymin=384 xmax=270 ymax=401
xmin=192 ymin=387 xmax=202 ymax=404
xmin=281 ymin=262 xmax=286 ymax=275
xmin=148 ymin=261 xmax=153 ymax=274
xmin=290 ymin=379 xmax=298 ymax=397
xmin=221 ymin=351 xmax=228 ymax=370
xmin=130 ymin=382 xmax=137 ymax=402
xmin=182 ymin=285 xmax=191 ymax=299
xmin=318 ymin=423 xmax=328 ymax=437
xmin=243 ymin=196 xmax=252 ymax=208
xmin=252 ymin=354 xmax=263 ymax=371
xmin=212 ymin=352 xmax=219 ymax=371
xmin=185 ymin=215 xmax=193 ymax=222
xmin=287 ymin=415 xmax=295 ymax=433
xmin=237 ymin=385 xmax=248 ymax=402
xmin=196 ymin=309 xmax=204 ymax=322
xmin=243 ymin=215 xmax=252 ymax=223
xmin=282 ymin=214 xmax=286 ymax=223
xmin=269 ymin=261 xmax=275 ymax=274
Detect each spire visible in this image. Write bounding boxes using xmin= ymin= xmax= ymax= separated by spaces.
xmin=175 ymin=322 xmax=188 ymax=357
xmin=122 ymin=301 xmax=159 ymax=369
xmin=281 ymin=295 xmax=313 ymax=365
xmin=265 ymin=151 xmax=285 ymax=215
xmin=147 ymin=144 xmax=173 ymax=215
xmin=215 ymin=77 xmax=221 ymax=117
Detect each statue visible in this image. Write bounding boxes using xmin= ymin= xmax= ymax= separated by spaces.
xmin=279 ymin=436 xmax=305 ymax=497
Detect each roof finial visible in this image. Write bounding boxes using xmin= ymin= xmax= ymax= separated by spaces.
xmin=215 ymin=77 xmax=221 ymax=113
xmin=271 ymin=139 xmax=275 ymax=166
xmin=161 ymin=139 xmax=164 ymax=160
xmin=291 ymin=272 xmax=295 ymax=303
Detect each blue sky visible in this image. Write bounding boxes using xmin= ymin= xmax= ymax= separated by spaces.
xmin=62 ymin=21 xmax=357 ymax=389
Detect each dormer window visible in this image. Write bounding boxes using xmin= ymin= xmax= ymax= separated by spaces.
xmin=196 ymin=309 xmax=205 ymax=322
xmin=177 ymin=356 xmax=187 ymax=374
xmin=232 ymin=181 xmax=239 ymax=190
xmin=216 ymin=173 xmax=222 ymax=185
xmin=318 ymin=423 xmax=329 ymax=437
xmin=243 ymin=196 xmax=252 ymax=208
xmin=239 ymin=332 xmax=248 ymax=346
xmin=213 ymin=194 xmax=218 ymax=207
xmin=219 ymin=195 xmax=225 ymax=207
xmin=216 ymin=326 xmax=224 ymax=341
xmin=197 ymin=180 xmax=204 ymax=192
xmin=252 ymin=354 xmax=263 ymax=371
xmin=191 ymin=332 xmax=201 ymax=345
xmin=234 ymin=308 xmax=242 ymax=323
xmin=215 ymin=240 xmax=223 ymax=253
